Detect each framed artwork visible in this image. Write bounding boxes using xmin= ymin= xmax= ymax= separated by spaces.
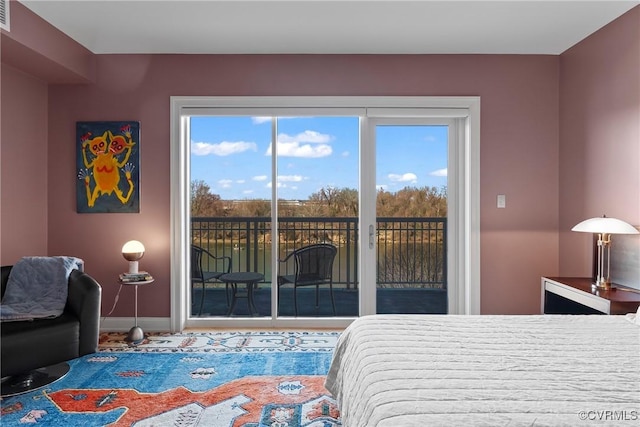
xmin=76 ymin=121 xmax=140 ymax=213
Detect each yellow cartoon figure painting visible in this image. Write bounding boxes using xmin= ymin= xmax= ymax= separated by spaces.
xmin=76 ymin=121 xmax=140 ymax=213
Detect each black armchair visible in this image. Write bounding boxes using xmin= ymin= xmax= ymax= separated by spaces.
xmin=1 ymin=265 xmax=102 ymax=395
xmin=277 ymin=243 xmax=338 ymax=316
xmin=191 ymin=244 xmax=231 ymax=315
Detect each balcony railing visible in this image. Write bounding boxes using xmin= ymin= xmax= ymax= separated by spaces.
xmin=191 ymin=217 xmax=446 ymax=290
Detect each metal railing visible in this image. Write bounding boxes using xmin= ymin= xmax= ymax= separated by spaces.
xmin=191 ymin=216 xmax=446 ymax=289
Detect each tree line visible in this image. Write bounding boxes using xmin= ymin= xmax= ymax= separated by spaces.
xmin=191 ymin=180 xmax=447 ymax=218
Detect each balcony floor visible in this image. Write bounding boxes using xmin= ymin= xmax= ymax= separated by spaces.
xmin=191 ymin=287 xmax=447 ymax=317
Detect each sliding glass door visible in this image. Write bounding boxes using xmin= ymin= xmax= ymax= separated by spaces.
xmin=276 ymin=117 xmax=360 ymax=318
xmin=188 ymin=114 xmax=360 ymax=319
xmin=189 ymin=116 xmax=273 ymax=317
xmin=368 ymin=120 xmax=450 ymax=314
xmin=171 ymin=96 xmax=480 ymax=330
xmin=189 ymin=115 xmax=451 ymax=319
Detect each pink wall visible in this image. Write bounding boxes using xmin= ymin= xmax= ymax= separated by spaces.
xmin=1 ymin=64 xmax=49 ymax=260
xmin=1 ymin=3 xmax=563 ymax=316
xmin=10 ymin=5 xmax=639 ymax=319
xmin=45 ymin=54 xmax=559 ymax=316
xmin=559 ymin=6 xmax=640 ymax=276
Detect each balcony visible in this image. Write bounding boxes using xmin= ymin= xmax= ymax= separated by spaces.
xmin=191 ymin=216 xmax=447 ymax=316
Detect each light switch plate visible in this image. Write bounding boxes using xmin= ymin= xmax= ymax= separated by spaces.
xmin=497 ymin=194 xmax=506 ymax=208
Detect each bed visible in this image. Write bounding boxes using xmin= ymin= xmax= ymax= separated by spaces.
xmin=325 ymin=314 xmax=640 ymax=426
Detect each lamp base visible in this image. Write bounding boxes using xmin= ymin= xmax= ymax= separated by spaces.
xmin=128 ymin=260 xmax=139 ymax=274
xmin=592 ymin=280 xmax=612 ymax=291
xmin=1 ymin=362 xmax=70 ymax=397
xmin=125 ymin=326 xmax=145 ymax=344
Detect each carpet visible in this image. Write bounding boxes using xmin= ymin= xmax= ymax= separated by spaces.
xmin=0 ymin=331 xmax=342 ymax=426
xmin=98 ymin=331 xmax=340 ymax=353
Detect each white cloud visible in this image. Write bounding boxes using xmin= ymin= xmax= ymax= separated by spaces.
xmin=265 ymin=175 xmax=305 ymax=189
xmin=264 ymin=130 xmax=334 ymax=158
xmin=278 ymin=175 xmax=304 ymax=182
xmin=279 ymin=130 xmax=332 ymax=144
xmin=276 ymin=142 xmax=332 ymax=157
xmin=218 ymin=179 xmax=233 ymax=188
xmin=429 ymin=168 xmax=448 ymax=177
xmin=253 ymin=175 xmax=268 ymax=181
xmin=191 ymin=141 xmax=257 ymax=156
xmin=236 ymin=179 xmax=245 ymax=184
xmin=341 ymin=151 xmax=350 ymax=157
xmin=388 ymin=173 xmax=418 ymax=184
xmin=424 ymin=135 xmax=438 ymax=143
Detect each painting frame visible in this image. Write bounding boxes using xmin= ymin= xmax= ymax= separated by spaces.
xmin=76 ymin=121 xmax=140 ymax=213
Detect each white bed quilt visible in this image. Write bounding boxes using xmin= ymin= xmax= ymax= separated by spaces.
xmin=325 ymin=315 xmax=640 ymax=426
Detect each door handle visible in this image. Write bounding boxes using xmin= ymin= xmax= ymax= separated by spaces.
xmin=369 ymin=224 xmax=374 ymax=249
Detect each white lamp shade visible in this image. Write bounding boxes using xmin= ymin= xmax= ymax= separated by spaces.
xmin=571 ymin=217 xmax=639 ymax=235
xmin=122 ymin=240 xmax=145 ymax=261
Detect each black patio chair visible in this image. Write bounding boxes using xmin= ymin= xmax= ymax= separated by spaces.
xmin=191 ymin=244 xmax=231 ymax=316
xmin=277 ymin=243 xmax=337 ymax=316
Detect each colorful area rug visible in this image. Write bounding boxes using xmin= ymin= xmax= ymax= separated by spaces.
xmin=98 ymin=330 xmax=340 ymax=353
xmin=0 ymin=331 xmax=342 ymax=426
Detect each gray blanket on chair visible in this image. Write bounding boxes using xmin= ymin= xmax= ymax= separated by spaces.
xmin=0 ymin=256 xmax=84 ymax=321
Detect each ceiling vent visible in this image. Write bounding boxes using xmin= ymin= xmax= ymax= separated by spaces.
xmin=0 ymin=0 xmax=9 ymax=31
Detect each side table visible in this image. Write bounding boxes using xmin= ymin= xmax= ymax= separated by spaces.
xmin=119 ymin=277 xmax=155 ymax=343
xmin=219 ymin=272 xmax=264 ymax=316
xmin=542 ymin=277 xmax=640 ymax=315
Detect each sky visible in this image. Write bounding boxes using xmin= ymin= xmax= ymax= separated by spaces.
xmin=190 ymin=116 xmax=448 ymax=200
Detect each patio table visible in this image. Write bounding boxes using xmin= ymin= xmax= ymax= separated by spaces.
xmin=219 ymin=272 xmax=264 ymax=316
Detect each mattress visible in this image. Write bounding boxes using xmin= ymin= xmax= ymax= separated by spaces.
xmin=325 ymin=314 xmax=640 ymax=426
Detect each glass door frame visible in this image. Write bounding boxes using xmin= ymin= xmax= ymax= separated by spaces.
xmin=362 ymin=117 xmax=457 ymax=315
xmin=170 ymin=96 xmax=480 ymax=331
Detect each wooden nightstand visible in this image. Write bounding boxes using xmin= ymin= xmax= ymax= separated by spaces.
xmin=541 ymin=277 xmax=640 ymax=315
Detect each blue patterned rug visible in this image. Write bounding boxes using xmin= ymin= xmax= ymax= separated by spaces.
xmin=0 ymin=331 xmax=342 ymax=426
xmin=98 ymin=330 xmax=340 ymax=353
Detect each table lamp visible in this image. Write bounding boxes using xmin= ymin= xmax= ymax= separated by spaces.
xmin=122 ymin=240 xmax=145 ymax=274
xmin=571 ymin=215 xmax=639 ymax=290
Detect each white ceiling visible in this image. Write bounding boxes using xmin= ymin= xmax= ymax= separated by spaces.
xmin=19 ymin=0 xmax=640 ymax=55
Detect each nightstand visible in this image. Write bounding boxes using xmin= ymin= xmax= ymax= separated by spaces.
xmin=541 ymin=277 xmax=640 ymax=315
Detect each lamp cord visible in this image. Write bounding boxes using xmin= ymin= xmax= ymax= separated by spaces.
xmin=102 ymin=283 xmax=124 ymax=321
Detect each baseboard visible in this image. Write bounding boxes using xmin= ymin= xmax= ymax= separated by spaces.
xmin=100 ymin=316 xmax=172 ymax=333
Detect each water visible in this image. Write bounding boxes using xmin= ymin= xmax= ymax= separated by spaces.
xmin=200 ymin=242 xmax=444 ymax=289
